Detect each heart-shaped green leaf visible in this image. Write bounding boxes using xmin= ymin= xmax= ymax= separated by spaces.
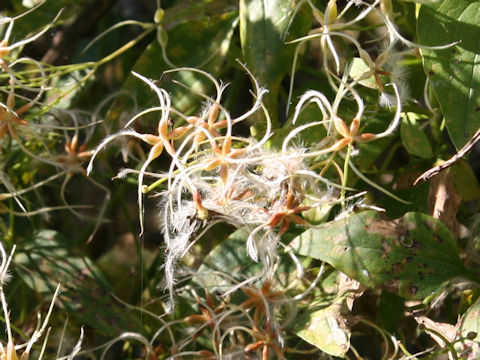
xmin=290 ymin=211 xmax=476 ymax=299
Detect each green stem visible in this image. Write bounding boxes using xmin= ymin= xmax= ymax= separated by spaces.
xmin=144 ymin=176 xmax=169 ymax=193
xmin=4 ymin=24 xmax=157 ymax=118
xmin=397 ymin=340 xmax=415 ymax=358
xmin=95 ymin=24 xmax=157 ymax=67
xmin=341 ymin=144 xmax=353 ymax=209
xmin=378 ymin=140 xmax=400 ymax=179
xmin=6 ymin=199 xmax=14 ymax=243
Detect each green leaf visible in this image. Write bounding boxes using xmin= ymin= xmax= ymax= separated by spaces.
xmin=43 ymin=69 xmax=94 ymax=111
xmin=194 ymin=229 xmax=264 ymax=290
xmin=239 ymin=0 xmax=311 ymax=125
xmin=14 ymin=230 xmax=141 ymax=336
xmin=290 ymin=211 xmax=474 ymax=299
xmin=239 ymin=0 xmax=309 ymax=86
xmin=456 ymin=297 xmax=480 ymax=358
xmin=161 ymin=11 xmax=237 ymax=71
xmin=193 ymin=229 xmax=298 ymax=291
xmin=377 ymin=291 xmax=405 ymax=334
xmin=159 ymin=0 xmax=237 ymax=26
xmin=112 ymin=11 xmax=238 ymax=121
xmin=6 ymin=0 xmax=86 ymax=38
xmin=400 ymin=112 xmax=433 ymax=158
xmin=295 ymin=301 xmax=350 ymax=357
xmin=417 ymin=0 xmax=480 ymax=149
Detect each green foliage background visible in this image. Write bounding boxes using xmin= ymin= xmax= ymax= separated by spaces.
xmin=0 ymin=0 xmax=479 ymax=358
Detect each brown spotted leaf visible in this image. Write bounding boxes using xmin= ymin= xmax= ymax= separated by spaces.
xmin=414 ymin=315 xmax=456 ymax=347
xmin=290 ymin=211 xmax=477 ymax=299
xmin=456 ymin=297 xmax=480 ymax=358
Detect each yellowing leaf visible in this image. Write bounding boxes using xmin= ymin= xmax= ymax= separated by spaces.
xmin=296 ymin=302 xmax=350 ymax=357
xmin=349 ymin=57 xmax=377 ymax=89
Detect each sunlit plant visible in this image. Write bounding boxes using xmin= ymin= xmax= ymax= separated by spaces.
xmin=0 ymin=0 xmax=479 ymax=359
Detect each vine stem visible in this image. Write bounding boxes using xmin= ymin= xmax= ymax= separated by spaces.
xmin=341 ymin=143 xmax=353 ymax=209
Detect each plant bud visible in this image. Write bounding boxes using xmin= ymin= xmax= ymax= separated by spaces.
xmin=154 ymin=8 xmax=165 ymax=23
xmin=325 ymin=0 xmax=338 ymax=24
xmin=380 ymin=0 xmax=393 ymax=17
xmin=157 ymin=27 xmax=168 ymax=48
